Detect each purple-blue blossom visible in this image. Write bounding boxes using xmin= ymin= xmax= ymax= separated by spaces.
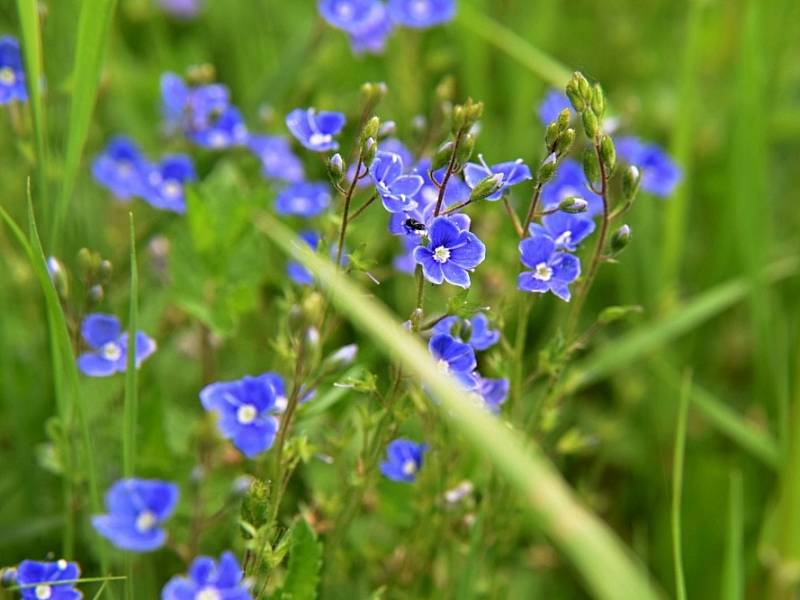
xmin=615 ymin=136 xmax=681 ymax=197
xmin=518 ymin=234 xmax=581 ymax=302
xmin=143 ymin=154 xmax=196 ymax=213
xmin=379 ymin=439 xmax=427 ymax=482
xmin=286 ymin=108 xmax=346 ymax=152
xmin=413 ymin=216 xmax=485 ymax=288
xmin=429 ymin=333 xmax=478 ymax=390
xmin=0 ymin=36 xmax=27 ymax=104
xmin=162 ymin=552 xmax=251 ymax=600
xmin=369 ymin=151 xmax=424 ymax=213
xmin=200 ymin=374 xmax=283 ymax=457
xmin=287 ymin=230 xmax=320 ymax=286
xmin=463 ymin=156 xmax=532 ymax=201
xmin=412 ymin=158 xmax=470 ymax=208
xmin=92 ymin=478 xmax=179 ymax=552
xmin=538 ymin=89 xmax=571 ymax=126
xmin=540 ymin=158 xmax=603 ymax=217
xmin=92 ymin=136 xmax=151 ymax=200
xmin=432 ymin=313 xmax=500 ymax=351
xmin=476 ymin=376 xmax=509 ymax=413
xmin=247 ymin=135 xmax=305 ymax=183
xmin=318 ymin=0 xmax=382 ymax=32
xmin=387 ymin=0 xmax=456 ymax=28
xmin=77 ymin=314 xmax=156 ymax=377
xmin=159 ymin=0 xmax=202 ymax=19
xmin=15 ymin=560 xmax=81 ymax=600
xmin=275 ymin=182 xmax=332 ymax=217
xmin=529 ymin=211 xmax=596 ymax=251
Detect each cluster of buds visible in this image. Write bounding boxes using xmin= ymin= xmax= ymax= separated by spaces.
xmin=359 ymin=115 xmax=380 ymax=167
xmin=77 ymin=248 xmax=112 ymax=305
xmin=539 ymin=107 xmax=576 ymax=185
xmin=566 ymin=72 xmax=616 ymax=186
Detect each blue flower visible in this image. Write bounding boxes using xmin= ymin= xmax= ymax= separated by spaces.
xmin=162 ymin=552 xmax=251 ymax=600
xmin=538 ymin=89 xmax=571 ymax=126
xmin=476 ymin=376 xmax=509 ymax=414
xmin=92 ymin=136 xmax=151 ymax=200
xmin=143 ymin=154 xmax=196 ymax=213
xmin=379 ymin=439 xmax=427 ymax=482
xmin=414 ymin=216 xmax=485 ymax=288
xmin=349 ymin=3 xmax=393 ymax=54
xmin=0 ymin=36 xmax=27 ymax=104
xmin=286 ymin=108 xmax=346 ymax=152
xmin=319 ymin=0 xmax=382 ymax=32
xmin=189 ymin=105 xmax=249 ymax=149
xmin=370 ymin=151 xmax=424 ymax=213
xmin=429 ymin=333 xmax=478 ymax=390
xmin=287 ymin=230 xmax=320 ymax=285
xmin=615 ymin=136 xmax=681 ymax=197
xmin=518 ymin=234 xmax=581 ymax=301
xmin=540 ymin=158 xmax=603 ymax=217
xmin=432 ymin=313 xmax=500 ymax=351
xmin=387 ymin=0 xmax=456 ymax=28
xmin=411 ymin=158 xmax=470 ymax=208
xmin=16 ymin=560 xmax=81 ymax=600
xmin=247 ymin=135 xmax=305 ymax=183
xmin=77 ymin=314 xmax=156 ymax=377
xmin=463 ymin=156 xmax=532 ymax=201
xmin=529 ymin=211 xmax=595 ymax=251
xmin=158 ymin=0 xmax=202 ymax=18
xmin=275 ymin=182 xmax=331 ymax=217
xmin=92 ymin=478 xmax=179 ymax=552
xmin=200 ymin=374 xmax=282 ymax=457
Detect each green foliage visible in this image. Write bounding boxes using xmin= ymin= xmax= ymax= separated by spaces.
xmin=279 ymin=518 xmax=323 ymax=600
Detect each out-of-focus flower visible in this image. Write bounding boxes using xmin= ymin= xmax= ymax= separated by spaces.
xmin=15 ymin=560 xmax=81 ymax=600
xmin=0 ymin=36 xmax=27 ymax=104
xmin=615 ymin=136 xmax=681 ymax=197
xmin=162 ymin=552 xmax=251 ymax=600
xmin=432 ymin=313 xmax=499 ymax=351
xmin=247 ymin=135 xmax=305 ymax=183
xmin=387 ymin=0 xmax=456 ymax=28
xmin=379 ymin=439 xmax=427 ymax=482
xmin=285 ymin=108 xmax=346 ymax=152
xmin=77 ymin=314 xmax=156 ymax=377
xmin=275 ymin=182 xmax=331 ymax=217
xmin=92 ymin=136 xmax=151 ymax=200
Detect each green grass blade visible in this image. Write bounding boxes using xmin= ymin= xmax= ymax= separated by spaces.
xmin=672 ymin=372 xmax=690 ymax=600
xmin=722 ymin=469 xmax=744 ymax=600
xmin=56 ymin=0 xmax=117 ymax=245
xmin=256 ymin=213 xmax=660 ymax=600
xmin=456 ymin=3 xmax=571 ymax=88
xmin=15 ymin=0 xmax=48 ymax=201
xmin=123 ymin=212 xmax=139 ymax=477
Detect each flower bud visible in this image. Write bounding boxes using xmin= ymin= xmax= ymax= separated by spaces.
xmin=591 ymin=83 xmax=605 ymax=119
xmin=582 ymin=148 xmax=600 ymax=186
xmin=622 ymin=165 xmax=641 ymax=200
xmin=538 ymin=153 xmax=558 ymax=183
xmin=554 ymin=128 xmax=575 ymax=156
xmin=77 ymin=247 xmax=94 ymax=279
xmin=325 ymin=343 xmax=358 ymax=369
xmin=98 ymin=259 xmax=113 ymax=283
xmin=611 ymin=225 xmax=632 ymax=254
xmin=360 ymin=81 xmax=387 ymax=105
xmin=545 ymin=122 xmax=560 ymax=148
xmin=599 ymin=134 xmax=616 ymax=173
xmin=435 ymin=75 xmax=456 ymax=103
xmin=186 ymin=63 xmax=215 ymax=85
xmin=469 ymin=173 xmax=505 ymax=201
xmin=558 ymin=196 xmax=588 ymax=214
xmin=575 ymin=72 xmax=591 ymax=101
xmin=327 ymin=153 xmax=345 ymax=183
xmin=240 ymin=478 xmax=270 ymax=533
xmin=454 ymin=133 xmax=475 ymax=167
xmin=565 ymin=81 xmax=585 ymax=113
xmin=598 ymin=305 xmax=643 ymax=324
xmin=556 ymin=108 xmax=571 ymax=132
xmin=47 ymin=256 xmax=69 ymax=301
xmin=581 ymin=109 xmax=600 ymax=139
xmin=432 ymin=140 xmax=455 ymax=171
xmin=361 ymin=116 xmax=380 ymax=142
xmin=88 ymin=284 xmax=104 ymax=304
xmin=301 ymin=291 xmax=325 ymax=325
xmin=361 ymin=137 xmax=377 ymax=167
xmin=378 ymin=120 xmax=397 ymax=138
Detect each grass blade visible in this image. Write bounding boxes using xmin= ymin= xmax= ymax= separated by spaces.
xmin=56 ymin=0 xmax=117 ymax=246
xmin=456 ymin=3 xmax=571 ymax=88
xmin=123 ymin=212 xmax=138 ymax=477
xmin=722 ymin=469 xmax=744 ymax=600
xmin=256 ymin=213 xmax=660 ymax=600
xmin=672 ymin=372 xmax=690 ymax=600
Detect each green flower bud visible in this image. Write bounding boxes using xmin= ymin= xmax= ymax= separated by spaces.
xmin=611 ymin=225 xmax=632 ymax=254
xmin=565 ymin=81 xmax=585 ymax=113
xmin=77 ymin=247 xmax=93 ymax=279
xmin=582 ymin=147 xmax=600 ymax=186
xmin=469 ymin=173 xmax=505 ymax=201
xmin=554 ymin=128 xmax=575 ymax=156
xmin=240 ymin=478 xmax=270 ymax=533
xmin=361 ymin=137 xmax=377 ymax=167
xmin=622 ymin=165 xmax=642 ymax=200
xmin=378 ymin=120 xmax=397 ymax=138
xmin=88 ymin=284 xmax=104 ymax=304
xmin=556 ymin=108 xmax=571 ymax=132
xmin=435 ymin=76 xmax=456 ymax=103
xmin=302 ymin=291 xmax=326 ymax=325
xmin=361 ymin=116 xmax=380 ymax=142
xmin=451 ymin=105 xmax=466 ymax=133
xmin=545 ymin=122 xmax=560 ymax=148
xmin=558 ymin=196 xmax=588 ymax=214
xmin=360 ymin=81 xmax=387 ymax=106
xmin=98 ymin=259 xmax=113 ymax=283
xmin=454 ymin=133 xmax=475 ymax=167
xmin=591 ymin=83 xmax=605 ymax=119
xmin=574 ymin=72 xmax=591 ymax=101
xmin=327 ymin=153 xmax=345 ymax=183
xmin=432 ymin=140 xmax=455 ymax=171
xmin=581 ymin=109 xmax=600 ymax=139
xmin=46 ymin=257 xmax=69 ymax=301
xmin=599 ymin=134 xmax=616 ymax=173
xmin=538 ymin=153 xmax=558 ymax=182
xmin=186 ymin=63 xmax=215 ymax=85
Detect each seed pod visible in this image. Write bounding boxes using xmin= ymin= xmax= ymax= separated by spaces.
xmin=599 ymin=134 xmax=616 ymax=173
xmin=432 ymin=141 xmax=455 ymax=171
xmin=556 ymin=108 xmax=571 ymax=132
xmin=591 ymin=83 xmax=606 ymax=119
xmin=581 ymin=109 xmax=600 ymax=140
xmin=454 ymin=133 xmax=476 ymax=168
xmin=558 ymin=196 xmax=588 ymax=214
xmin=469 ymin=173 xmax=505 ymax=201
xmin=582 ymin=147 xmax=601 ymax=186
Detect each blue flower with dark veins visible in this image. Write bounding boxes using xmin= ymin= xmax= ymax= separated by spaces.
xmin=275 ymin=182 xmax=331 ymax=217
xmin=476 ymin=376 xmax=509 ymax=414
xmin=518 ymin=234 xmax=581 ymax=301
xmin=77 ymin=313 xmax=156 ymax=377
xmin=247 ymin=135 xmax=305 ymax=183
xmin=380 ymin=439 xmax=427 ymax=483
xmin=538 ymin=89 xmax=571 ymax=126
xmin=287 ymin=230 xmax=320 ymax=286
xmin=412 ymin=158 xmax=470 ymax=209
xmin=92 ymin=136 xmax=151 ymax=200
xmin=370 ymin=151 xmax=424 ymax=213
xmin=387 ymin=0 xmax=456 ymax=28
xmin=463 ymin=155 xmax=532 ymax=201
xmin=615 ymin=136 xmax=682 ymax=197
xmin=143 ymin=154 xmax=196 ymax=213
xmin=429 ymin=333 xmax=479 ymax=390
xmin=433 ymin=313 xmax=500 ymax=351
xmin=162 ymin=552 xmax=251 ymax=600
xmin=414 ymin=217 xmax=485 ymax=288
xmin=540 ymin=158 xmax=603 ymax=217
xmin=381 ymin=138 xmax=414 ymax=169
xmin=286 ymin=108 xmax=346 ymax=152
xmin=529 ymin=211 xmax=596 ymax=252
xmin=200 ymin=374 xmax=282 ymax=457
xmin=319 ymin=0 xmax=382 ymax=32
xmin=0 ymin=36 xmax=27 ymax=104
xmin=92 ymin=478 xmax=179 ymax=552
xmin=16 ymin=560 xmax=82 ymax=600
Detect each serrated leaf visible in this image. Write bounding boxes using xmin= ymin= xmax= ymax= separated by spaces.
xmin=279 ymin=518 xmax=323 ymax=600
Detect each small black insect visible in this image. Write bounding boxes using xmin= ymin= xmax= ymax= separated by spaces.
xmin=403 ymin=218 xmax=427 ymax=236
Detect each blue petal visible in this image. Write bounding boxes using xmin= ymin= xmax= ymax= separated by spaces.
xmin=77 ymin=352 xmax=119 ymax=377
xmin=519 ymin=235 xmax=556 ymax=270
xmin=81 ymin=313 xmax=121 ymax=348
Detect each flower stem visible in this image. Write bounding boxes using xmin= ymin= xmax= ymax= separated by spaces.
xmin=336 ymin=155 xmax=363 ymax=269
xmin=346 ymin=193 xmax=377 ymax=225
xmin=521 ymin=182 xmax=545 ymax=234
xmin=433 ymin=129 xmax=465 ymax=217
xmin=503 ymin=197 xmax=524 ymax=237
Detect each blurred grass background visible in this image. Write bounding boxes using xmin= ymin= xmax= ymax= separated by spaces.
xmin=1 ymin=0 xmax=799 ymax=597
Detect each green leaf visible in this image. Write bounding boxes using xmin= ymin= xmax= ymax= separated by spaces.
xmin=280 ymin=518 xmax=323 ymax=600
xmin=257 ymin=213 xmax=661 ymax=600
xmin=123 ymin=212 xmax=138 ymax=478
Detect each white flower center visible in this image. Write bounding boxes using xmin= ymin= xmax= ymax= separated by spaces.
xmin=35 ymin=585 xmax=52 ymax=600
xmin=433 ymin=245 xmax=450 ymax=263
xmin=209 ymin=131 xmax=228 ymax=148
xmin=437 ymin=358 xmax=450 ymax=375
xmin=402 ymin=458 xmax=418 ymax=476
xmin=237 ymin=404 xmax=258 ymax=424
xmin=116 ymin=161 xmax=133 ymax=178
xmin=101 ymin=341 xmax=122 ymax=361
xmin=274 ymin=395 xmax=288 ymax=413
xmin=422 ymin=186 xmax=438 ymax=204
xmin=148 ymin=171 xmax=162 ymax=185
xmin=0 ymin=67 xmax=16 ymax=86
xmin=533 ymin=262 xmax=553 ymax=282
xmin=292 ymin=196 xmax=311 ymax=212
xmin=195 ymin=588 xmax=222 ymax=600
xmin=554 ymin=231 xmax=572 ymax=247
xmin=336 ymin=2 xmax=354 ymax=19
xmin=161 ymin=179 xmax=182 ymax=199
xmin=308 ymin=132 xmax=332 ymax=147
xmin=57 ymin=560 xmax=68 ymax=570
xmin=135 ymin=510 xmax=157 ymax=532
xmin=410 ymin=0 xmax=430 ymax=18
